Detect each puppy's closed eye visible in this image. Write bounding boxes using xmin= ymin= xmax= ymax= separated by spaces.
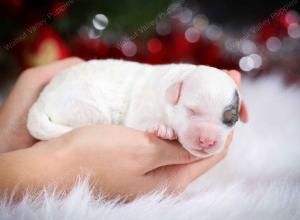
xmin=184 ymin=105 xmax=201 ymax=116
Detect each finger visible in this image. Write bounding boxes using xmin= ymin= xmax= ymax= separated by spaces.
xmin=19 ymin=57 xmax=83 ymax=101
xmin=222 ymin=69 xmax=241 ymax=88
xmin=240 ymin=101 xmax=249 ymax=123
xmin=26 ymin=57 xmax=84 ymax=84
xmin=144 ymin=132 xmax=234 ymax=194
xmin=14 ymin=57 xmax=83 ymax=100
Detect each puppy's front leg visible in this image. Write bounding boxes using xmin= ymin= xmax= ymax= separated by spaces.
xmin=147 ymin=123 xmax=177 ymax=140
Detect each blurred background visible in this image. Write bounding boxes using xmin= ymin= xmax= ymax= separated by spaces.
xmin=0 ymin=0 xmax=300 ymax=98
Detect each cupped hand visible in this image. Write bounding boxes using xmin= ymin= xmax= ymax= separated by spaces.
xmin=36 ymin=124 xmax=233 ymax=200
xmin=0 ymin=57 xmax=83 ymax=152
xmin=0 ymin=60 xmax=242 ymax=199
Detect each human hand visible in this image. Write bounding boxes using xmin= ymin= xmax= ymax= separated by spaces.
xmin=0 ymin=57 xmax=83 ymax=152
xmin=26 ymin=125 xmax=233 ymax=200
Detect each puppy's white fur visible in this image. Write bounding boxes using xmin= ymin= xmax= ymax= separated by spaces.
xmin=27 ymin=59 xmax=238 ymax=157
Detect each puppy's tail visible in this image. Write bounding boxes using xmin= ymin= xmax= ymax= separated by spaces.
xmin=27 ymin=103 xmax=72 ymax=141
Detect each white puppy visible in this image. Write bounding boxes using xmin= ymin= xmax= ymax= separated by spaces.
xmin=27 ymin=59 xmax=245 ymax=157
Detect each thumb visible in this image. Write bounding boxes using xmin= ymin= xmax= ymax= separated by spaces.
xmin=174 ymin=131 xmax=233 ymax=184
xmin=144 ymin=133 xmax=233 ymax=194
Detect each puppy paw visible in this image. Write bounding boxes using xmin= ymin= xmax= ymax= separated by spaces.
xmin=147 ymin=124 xmax=177 ymax=140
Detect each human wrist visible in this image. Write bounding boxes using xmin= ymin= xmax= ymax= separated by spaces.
xmin=0 ymin=143 xmax=54 ymax=198
xmin=32 ymin=138 xmax=80 ymax=183
xmin=10 ymin=139 xmax=80 ymax=195
xmin=0 ymin=112 xmax=36 ymax=152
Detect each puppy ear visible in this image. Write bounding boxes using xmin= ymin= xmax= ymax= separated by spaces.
xmin=239 ymin=101 xmax=249 ymax=123
xmin=223 ymin=69 xmax=241 ymax=87
xmin=165 ymin=81 xmax=183 ymax=105
xmin=224 ymin=70 xmax=248 ymax=123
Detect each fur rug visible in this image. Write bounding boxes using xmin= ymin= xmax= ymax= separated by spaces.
xmin=1 ymin=75 xmax=300 ymax=220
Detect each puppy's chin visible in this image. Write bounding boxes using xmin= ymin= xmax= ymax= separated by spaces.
xmin=183 ymin=145 xmax=223 ymax=158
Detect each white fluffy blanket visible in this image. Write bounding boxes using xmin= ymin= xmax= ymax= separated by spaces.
xmin=1 ymin=75 xmax=300 ymax=220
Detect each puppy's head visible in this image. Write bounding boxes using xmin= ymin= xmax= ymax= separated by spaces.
xmin=165 ymin=66 xmax=247 ymax=157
